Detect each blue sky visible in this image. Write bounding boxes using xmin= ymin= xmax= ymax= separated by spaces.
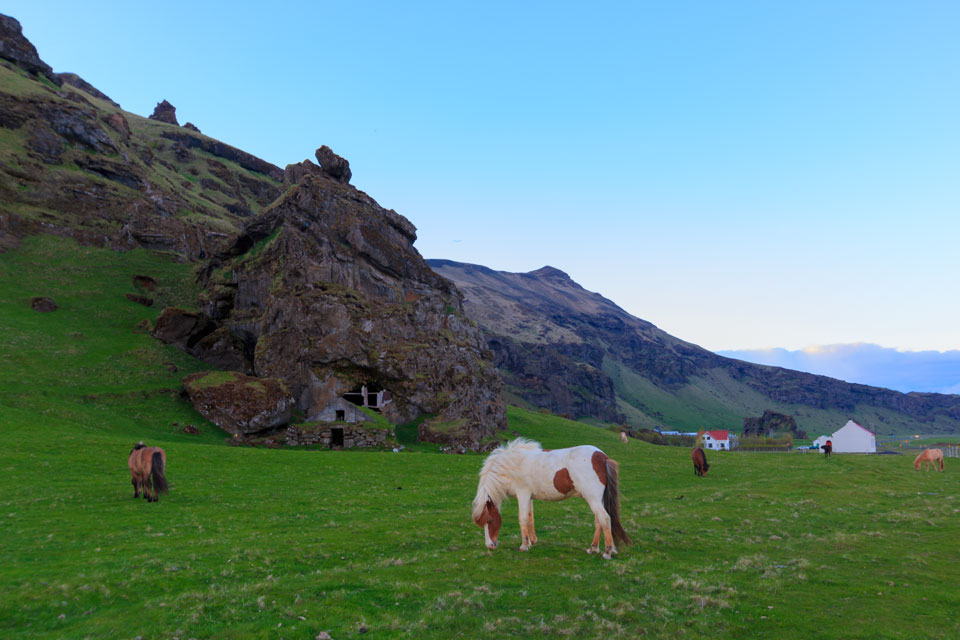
xmin=7 ymin=2 xmax=960 ymax=385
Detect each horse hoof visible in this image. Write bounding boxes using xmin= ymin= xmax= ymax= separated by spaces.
xmin=602 ymin=552 xmax=612 ymax=560
xmin=586 ymin=546 xmax=598 ymax=555
xmin=519 ymin=545 xmax=529 ymax=552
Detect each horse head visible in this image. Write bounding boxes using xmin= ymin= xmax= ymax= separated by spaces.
xmin=131 ymin=442 xmax=145 ymax=453
xmin=473 ymin=499 xmax=501 ymax=549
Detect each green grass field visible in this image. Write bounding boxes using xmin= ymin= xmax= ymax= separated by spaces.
xmin=2 ymin=236 xmax=959 ymax=638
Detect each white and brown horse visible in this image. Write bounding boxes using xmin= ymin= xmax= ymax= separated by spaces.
xmin=472 ymin=438 xmax=630 ymax=559
xmin=128 ymin=443 xmax=168 ymax=502
xmin=914 ymin=448 xmax=944 ymax=471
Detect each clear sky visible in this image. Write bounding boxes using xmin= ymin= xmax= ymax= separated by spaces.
xmin=8 ymin=1 xmax=960 ymax=357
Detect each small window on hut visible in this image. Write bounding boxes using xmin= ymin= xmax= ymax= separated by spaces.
xmin=335 ymin=409 xmax=345 ymax=421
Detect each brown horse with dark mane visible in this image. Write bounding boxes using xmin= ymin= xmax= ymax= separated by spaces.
xmin=691 ymin=447 xmax=709 ymax=477
xmin=128 ymin=443 xmax=168 ymax=502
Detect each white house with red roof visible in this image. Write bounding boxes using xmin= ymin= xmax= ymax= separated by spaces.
xmin=701 ymin=429 xmax=730 ymax=451
xmin=812 ymin=420 xmax=876 ymax=453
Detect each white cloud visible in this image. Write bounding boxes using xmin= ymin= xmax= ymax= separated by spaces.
xmin=716 ymin=344 xmax=960 ymax=395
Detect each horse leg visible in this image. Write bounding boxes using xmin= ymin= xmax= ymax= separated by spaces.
xmin=586 ymin=514 xmax=601 ymax=555
xmin=527 ymin=503 xmax=537 ymax=545
xmin=517 ymin=493 xmax=532 ymax=551
xmin=586 ymin=496 xmax=616 ymax=559
xmin=132 ymin=476 xmax=139 ymax=498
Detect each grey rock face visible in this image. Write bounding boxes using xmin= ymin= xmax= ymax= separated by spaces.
xmin=200 ymin=175 xmax=506 ymax=448
xmin=0 ymin=14 xmax=59 ymax=82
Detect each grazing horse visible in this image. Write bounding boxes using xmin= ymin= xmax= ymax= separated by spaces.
xmin=822 ymin=440 xmax=833 ymax=458
xmin=691 ymin=447 xmax=709 ymax=477
xmin=472 ymin=438 xmax=630 ymax=559
xmin=128 ymin=443 xmax=168 ymax=502
xmin=620 ymin=432 xmax=628 ymax=444
xmin=914 ymin=448 xmax=944 ymax=471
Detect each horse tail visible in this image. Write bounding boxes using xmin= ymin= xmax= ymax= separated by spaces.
xmin=603 ymin=458 xmax=631 ymax=546
xmin=151 ymin=451 xmax=169 ymax=495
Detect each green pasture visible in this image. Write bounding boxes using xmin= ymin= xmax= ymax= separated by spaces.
xmin=2 ymin=236 xmax=959 ymax=638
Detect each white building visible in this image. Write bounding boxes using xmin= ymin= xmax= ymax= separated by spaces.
xmin=812 ymin=420 xmax=876 ymax=453
xmin=701 ymin=430 xmax=730 ymax=451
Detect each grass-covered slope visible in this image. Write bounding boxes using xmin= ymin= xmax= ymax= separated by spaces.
xmin=0 ymin=60 xmax=282 ymax=258
xmin=0 ymin=234 xmax=219 ymax=444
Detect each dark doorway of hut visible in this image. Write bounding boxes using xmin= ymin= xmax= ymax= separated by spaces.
xmin=331 ymin=427 xmax=344 ymax=449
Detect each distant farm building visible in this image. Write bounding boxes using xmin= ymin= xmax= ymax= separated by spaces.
xmin=813 ymin=420 xmax=876 ymax=453
xmin=700 ymin=429 xmax=730 ymax=451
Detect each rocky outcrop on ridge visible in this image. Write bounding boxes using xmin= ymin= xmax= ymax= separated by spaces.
xmin=149 ymin=99 xmax=179 ymax=125
xmin=198 ymin=161 xmax=506 ymax=447
xmin=315 ymin=145 xmax=351 ymax=184
xmin=0 ymin=14 xmax=59 ymax=82
xmin=55 ymin=72 xmax=117 ymax=105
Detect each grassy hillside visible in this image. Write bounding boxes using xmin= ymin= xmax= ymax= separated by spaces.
xmin=3 ymin=236 xmax=960 ymax=638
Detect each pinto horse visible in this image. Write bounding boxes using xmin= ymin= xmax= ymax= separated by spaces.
xmin=914 ymin=448 xmax=944 ymax=471
xmin=128 ymin=443 xmax=168 ymax=502
xmin=691 ymin=447 xmax=709 ymax=477
xmin=472 ymin=438 xmax=630 ymax=559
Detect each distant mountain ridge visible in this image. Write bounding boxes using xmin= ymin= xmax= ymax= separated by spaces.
xmin=428 ymin=259 xmax=960 ymax=437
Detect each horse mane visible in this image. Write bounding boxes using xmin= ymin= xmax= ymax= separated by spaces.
xmin=472 ymin=438 xmax=542 ymax=521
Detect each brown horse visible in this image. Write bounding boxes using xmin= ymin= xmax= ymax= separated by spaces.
xmin=128 ymin=443 xmax=168 ymax=502
xmin=822 ymin=440 xmax=833 ymax=458
xmin=691 ymin=447 xmax=709 ymax=477
xmin=914 ymin=448 xmax=944 ymax=471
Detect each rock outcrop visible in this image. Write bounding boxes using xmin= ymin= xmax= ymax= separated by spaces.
xmin=55 ymin=72 xmax=117 ymax=105
xmin=148 ymin=99 xmax=179 ymax=125
xmin=183 ymin=371 xmax=293 ymax=436
xmin=743 ymin=410 xmax=806 ymax=439
xmin=315 ymin=145 xmax=351 ymax=184
xmin=0 ymin=14 xmax=59 ymax=82
xmin=199 ymin=169 xmax=505 ymax=448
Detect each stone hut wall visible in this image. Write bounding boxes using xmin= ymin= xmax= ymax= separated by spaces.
xmin=285 ymin=423 xmax=394 ymax=448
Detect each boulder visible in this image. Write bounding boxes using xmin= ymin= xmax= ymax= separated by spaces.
xmin=283 ymin=159 xmax=324 ymax=184
xmin=182 ymin=371 xmax=294 ymax=436
xmin=183 ymin=122 xmax=201 ymax=133
xmin=315 ymin=145 xmax=351 ymax=184
xmin=0 ymin=14 xmax=59 ymax=83
xmin=149 ymin=99 xmax=179 ymax=126
xmin=152 ymin=307 xmax=217 ymax=350
xmin=30 ymin=296 xmax=57 ymax=312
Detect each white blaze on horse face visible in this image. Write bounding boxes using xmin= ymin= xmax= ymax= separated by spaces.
xmin=484 ymin=523 xmax=497 ymax=549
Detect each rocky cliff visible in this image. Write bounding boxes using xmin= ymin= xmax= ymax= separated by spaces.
xmin=1 ymin=14 xmax=505 ymax=447
xmin=428 ymin=259 xmax=960 ymax=437
xmin=195 ymin=157 xmax=505 ymax=445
